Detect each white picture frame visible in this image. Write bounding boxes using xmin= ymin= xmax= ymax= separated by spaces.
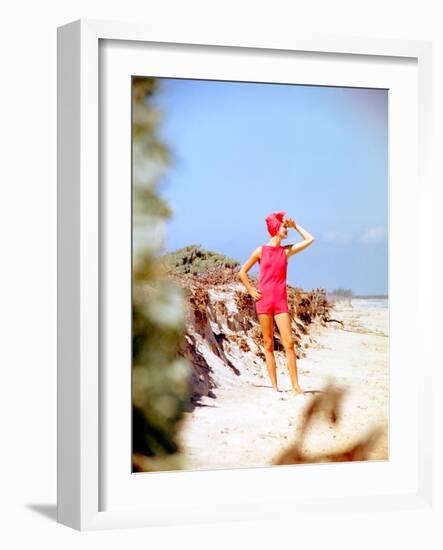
xmin=57 ymin=18 xmax=436 ymax=531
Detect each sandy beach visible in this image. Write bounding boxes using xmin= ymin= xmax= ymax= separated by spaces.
xmin=178 ymin=299 xmax=389 ymax=471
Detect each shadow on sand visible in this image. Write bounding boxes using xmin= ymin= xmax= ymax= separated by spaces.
xmin=252 ymin=383 xmax=323 ymax=395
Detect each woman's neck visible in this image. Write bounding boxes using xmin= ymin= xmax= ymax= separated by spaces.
xmin=268 ymin=237 xmax=283 ymax=247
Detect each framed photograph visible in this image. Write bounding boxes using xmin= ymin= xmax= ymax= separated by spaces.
xmin=57 ymin=19 xmax=435 ymax=531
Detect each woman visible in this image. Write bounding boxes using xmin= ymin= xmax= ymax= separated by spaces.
xmin=239 ymin=211 xmax=315 ymax=397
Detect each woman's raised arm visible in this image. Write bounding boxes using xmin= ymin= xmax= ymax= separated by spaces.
xmin=285 ymin=219 xmax=315 ymax=257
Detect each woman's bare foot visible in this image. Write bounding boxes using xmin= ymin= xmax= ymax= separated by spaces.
xmin=291 ymin=387 xmax=304 ymax=396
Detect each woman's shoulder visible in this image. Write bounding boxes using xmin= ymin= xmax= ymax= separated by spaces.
xmin=253 ymin=245 xmax=264 ymax=262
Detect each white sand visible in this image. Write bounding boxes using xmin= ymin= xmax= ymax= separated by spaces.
xmin=178 ymin=300 xmax=389 ymax=470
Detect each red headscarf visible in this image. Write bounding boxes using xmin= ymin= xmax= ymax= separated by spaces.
xmin=265 ymin=211 xmax=286 ymax=236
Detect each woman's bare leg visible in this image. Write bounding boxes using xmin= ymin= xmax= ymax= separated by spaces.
xmin=258 ymin=313 xmax=279 ymax=391
xmin=274 ymin=312 xmax=303 ymax=394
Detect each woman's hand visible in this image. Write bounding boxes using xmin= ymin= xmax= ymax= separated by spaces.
xmin=250 ymin=287 xmax=262 ymax=301
xmin=285 ymin=217 xmax=297 ymax=229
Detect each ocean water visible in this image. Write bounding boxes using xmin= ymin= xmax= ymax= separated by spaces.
xmin=352 ymin=298 xmax=388 ymax=309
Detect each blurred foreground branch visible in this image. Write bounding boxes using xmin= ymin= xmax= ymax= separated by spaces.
xmin=273 ymin=381 xmax=385 ymax=465
xmin=132 ymin=76 xmax=193 ymax=472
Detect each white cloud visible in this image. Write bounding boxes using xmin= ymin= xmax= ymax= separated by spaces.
xmin=321 ymin=226 xmax=387 ymax=245
xmin=360 ymin=226 xmax=386 ymax=244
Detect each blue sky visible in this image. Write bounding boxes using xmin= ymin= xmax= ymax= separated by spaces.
xmin=149 ymin=78 xmax=388 ymax=295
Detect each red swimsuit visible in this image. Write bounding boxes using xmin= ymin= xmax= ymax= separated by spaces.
xmin=255 ymin=245 xmax=290 ymax=315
